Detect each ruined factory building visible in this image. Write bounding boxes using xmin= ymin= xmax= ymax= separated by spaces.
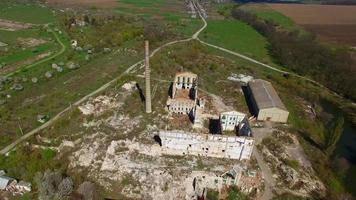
xmin=220 ymin=111 xmax=246 ymax=131
xmin=158 ymin=131 xmax=254 ymax=160
xmin=167 ymin=72 xmax=198 ymax=115
xmin=248 ymin=79 xmax=289 ymax=123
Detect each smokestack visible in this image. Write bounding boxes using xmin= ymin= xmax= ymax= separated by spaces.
xmin=145 ymin=40 xmax=152 ymax=113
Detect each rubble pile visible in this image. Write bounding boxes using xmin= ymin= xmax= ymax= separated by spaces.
xmin=78 ymin=95 xmax=120 ymax=116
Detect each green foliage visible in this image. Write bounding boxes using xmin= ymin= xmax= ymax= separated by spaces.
xmin=217 ymin=3 xmax=235 ymax=18
xmin=41 ymin=148 xmax=57 ymax=161
xmin=207 ymin=189 xmax=219 ymax=200
xmin=226 ymin=186 xmax=248 ymax=200
xmin=0 ymin=146 xmax=59 ymax=182
xmin=325 ymin=116 xmax=344 ymax=154
xmin=63 ymin=15 xmax=143 ymax=51
xmin=283 ymin=159 xmax=300 ymax=170
xmin=240 ymin=4 xmax=298 ymax=31
xmin=272 ymin=193 xmax=312 ymax=200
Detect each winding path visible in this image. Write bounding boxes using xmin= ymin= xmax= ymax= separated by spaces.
xmin=0 ymin=14 xmax=201 ymax=155
xmin=5 ymin=30 xmax=67 ymax=78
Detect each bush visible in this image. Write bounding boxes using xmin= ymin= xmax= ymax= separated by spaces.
xmin=227 ymin=186 xmax=248 ymax=200
xmin=207 ymin=189 xmax=219 ymax=200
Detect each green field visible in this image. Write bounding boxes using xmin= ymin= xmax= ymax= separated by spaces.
xmin=0 ymin=3 xmax=55 ymax=24
xmin=202 ymin=19 xmax=274 ymax=65
xmin=239 ymin=4 xmax=300 ymax=31
xmin=115 ymin=0 xmax=186 ymax=19
xmin=0 ymin=43 xmax=57 ymax=65
xmin=0 ymin=29 xmax=50 ymax=44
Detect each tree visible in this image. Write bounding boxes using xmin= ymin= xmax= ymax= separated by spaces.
xmin=226 ymin=186 xmax=248 ymax=200
xmin=34 ymin=170 xmax=74 ymax=200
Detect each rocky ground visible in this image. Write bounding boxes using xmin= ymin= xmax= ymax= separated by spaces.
xmin=52 ymin=81 xmax=263 ymax=199
xmin=257 ymin=130 xmax=325 ymax=197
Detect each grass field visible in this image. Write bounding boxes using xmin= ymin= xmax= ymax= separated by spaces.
xmin=240 ymin=4 xmax=298 ymax=31
xmin=0 ymin=3 xmax=55 ymax=24
xmin=115 ymin=0 xmax=187 ymax=19
xmin=0 ymin=43 xmax=57 ymax=65
xmin=201 ymin=19 xmax=274 ymax=65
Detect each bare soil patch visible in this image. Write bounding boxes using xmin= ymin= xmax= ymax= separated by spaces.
xmin=303 ymin=24 xmax=356 ymax=46
xmin=268 ymin=4 xmax=356 ymax=46
xmin=17 ymin=37 xmax=47 ymax=47
xmin=46 ymin=0 xmax=118 ymax=8
xmin=0 ymin=19 xmax=32 ymax=31
xmin=268 ymin=4 xmax=356 ymax=25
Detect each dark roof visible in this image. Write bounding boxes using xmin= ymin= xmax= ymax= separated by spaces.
xmin=248 ymin=79 xmax=287 ymax=111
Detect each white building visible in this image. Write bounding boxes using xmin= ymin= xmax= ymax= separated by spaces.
xmin=158 ymin=130 xmax=254 ymax=160
xmin=248 ymin=79 xmax=289 ymax=123
xmin=220 ymin=111 xmax=246 ymax=131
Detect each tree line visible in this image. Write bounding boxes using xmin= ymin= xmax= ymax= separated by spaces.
xmin=231 ymin=7 xmax=356 ymax=101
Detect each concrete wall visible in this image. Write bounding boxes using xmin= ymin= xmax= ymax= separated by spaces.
xmin=167 ymin=99 xmax=195 ymax=114
xmin=257 ymin=107 xmax=289 ymax=123
xmin=159 ymin=131 xmax=254 ymax=160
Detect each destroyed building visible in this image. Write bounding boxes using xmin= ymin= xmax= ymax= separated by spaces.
xmin=186 ymin=166 xmax=243 ymax=200
xmin=219 ymin=111 xmax=251 ymax=136
xmin=220 ymin=111 xmax=246 ymax=131
xmin=167 ymin=72 xmax=198 ymax=115
xmin=248 ymin=79 xmax=289 ymax=123
xmin=158 ymin=130 xmax=254 ymax=160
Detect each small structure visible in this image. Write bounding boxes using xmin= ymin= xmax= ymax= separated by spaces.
xmin=228 ymin=73 xmax=253 ymax=85
xmin=37 ymin=115 xmax=49 ymax=123
xmin=15 ymin=181 xmax=32 ymax=194
xmin=0 ymin=176 xmax=16 ymax=191
xmin=167 ymin=72 xmax=198 ymax=115
xmin=247 ymin=79 xmax=289 ymax=123
xmin=158 ymin=130 xmax=254 ymax=160
xmin=0 ymin=41 xmax=8 ymax=47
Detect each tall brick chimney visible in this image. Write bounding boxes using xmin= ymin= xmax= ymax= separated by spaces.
xmin=145 ymin=40 xmax=152 ymax=113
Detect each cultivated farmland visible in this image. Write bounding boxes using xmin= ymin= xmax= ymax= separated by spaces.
xmin=268 ymin=3 xmax=356 ymax=46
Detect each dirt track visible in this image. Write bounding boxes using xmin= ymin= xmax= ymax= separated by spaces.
xmin=46 ymin=0 xmax=118 ymax=8
xmin=0 ymin=19 xmax=32 ymax=31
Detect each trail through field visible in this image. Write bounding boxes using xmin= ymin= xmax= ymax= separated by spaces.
xmin=0 ymin=9 xmax=198 ymax=155
xmin=4 ymin=29 xmax=66 ymax=77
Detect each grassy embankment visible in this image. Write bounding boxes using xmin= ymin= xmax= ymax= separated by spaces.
xmin=239 ymin=4 xmax=299 ymax=31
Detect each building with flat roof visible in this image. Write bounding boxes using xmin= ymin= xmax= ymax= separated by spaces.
xmin=248 ymin=79 xmax=289 ymax=123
